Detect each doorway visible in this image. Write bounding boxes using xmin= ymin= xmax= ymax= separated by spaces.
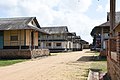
xmin=0 ymin=31 xmax=4 ymax=49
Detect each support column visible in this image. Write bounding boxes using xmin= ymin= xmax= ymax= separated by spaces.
xmin=33 ymin=31 xmax=35 ymax=49
xmin=19 ymin=30 xmax=21 ymax=50
xmin=110 ymin=0 xmax=116 ymax=36
xmin=101 ymin=27 xmax=104 ymax=50
xmin=29 ymin=30 xmax=31 ymax=50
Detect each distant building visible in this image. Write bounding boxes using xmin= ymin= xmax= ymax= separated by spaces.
xmin=107 ymin=11 xmax=120 ymax=23
xmin=91 ymin=21 xmax=110 ymax=56
xmin=91 ymin=11 xmax=120 ymax=80
xmin=80 ymin=40 xmax=89 ymax=49
xmin=90 ymin=12 xmax=120 ymax=56
xmin=39 ymin=26 xmax=82 ymax=52
xmin=72 ymin=36 xmax=82 ymax=51
xmin=0 ymin=17 xmax=49 ymax=59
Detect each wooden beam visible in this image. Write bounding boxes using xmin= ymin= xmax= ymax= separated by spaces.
xmin=110 ymin=0 xmax=116 ymax=36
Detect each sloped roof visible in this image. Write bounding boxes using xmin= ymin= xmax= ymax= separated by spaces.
xmin=67 ymin=32 xmax=76 ymax=36
xmin=80 ymin=40 xmax=89 ymax=44
xmin=97 ymin=21 xmax=110 ymax=27
xmin=74 ymin=36 xmax=81 ymax=39
xmin=41 ymin=26 xmax=69 ymax=34
xmin=90 ymin=21 xmax=110 ymax=36
xmin=0 ymin=17 xmax=49 ymax=34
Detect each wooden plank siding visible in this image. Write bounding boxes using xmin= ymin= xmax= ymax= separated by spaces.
xmin=4 ymin=30 xmax=38 ymax=49
xmin=4 ymin=30 xmax=25 ymax=46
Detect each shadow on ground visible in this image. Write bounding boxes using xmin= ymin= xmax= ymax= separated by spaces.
xmin=77 ymin=56 xmax=93 ymax=62
xmin=77 ymin=56 xmax=107 ymax=62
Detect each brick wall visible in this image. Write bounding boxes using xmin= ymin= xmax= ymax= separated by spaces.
xmin=117 ymin=32 xmax=120 ymax=66
xmin=0 ymin=49 xmax=50 ymax=59
xmin=107 ymin=32 xmax=120 ymax=80
xmin=107 ymin=57 xmax=120 ymax=80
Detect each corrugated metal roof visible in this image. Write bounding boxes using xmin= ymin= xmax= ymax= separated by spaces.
xmin=90 ymin=21 xmax=110 ymax=36
xmin=97 ymin=21 xmax=110 ymax=27
xmin=41 ymin=26 xmax=69 ymax=34
xmin=0 ymin=17 xmax=32 ymax=30
xmin=0 ymin=17 xmax=40 ymax=31
xmin=0 ymin=17 xmax=49 ymax=34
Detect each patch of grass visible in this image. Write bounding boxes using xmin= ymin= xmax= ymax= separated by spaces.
xmin=88 ymin=51 xmax=107 ymax=73
xmin=90 ymin=54 xmax=107 ymax=73
xmin=50 ymin=53 xmax=62 ymax=56
xmin=81 ymin=69 xmax=89 ymax=77
xmin=94 ymin=52 xmax=100 ymax=56
xmin=0 ymin=59 xmax=27 ymax=67
xmin=90 ymin=61 xmax=107 ymax=73
xmin=85 ymin=51 xmax=98 ymax=53
xmin=50 ymin=53 xmax=58 ymax=56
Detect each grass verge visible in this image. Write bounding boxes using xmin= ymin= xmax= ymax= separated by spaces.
xmin=0 ymin=59 xmax=27 ymax=67
xmin=90 ymin=53 xmax=107 ymax=73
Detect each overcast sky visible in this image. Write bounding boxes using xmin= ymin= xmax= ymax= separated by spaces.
xmin=0 ymin=0 xmax=120 ymax=43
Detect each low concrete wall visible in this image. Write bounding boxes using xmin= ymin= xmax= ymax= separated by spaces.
xmin=0 ymin=49 xmax=50 ymax=59
xmin=31 ymin=49 xmax=50 ymax=58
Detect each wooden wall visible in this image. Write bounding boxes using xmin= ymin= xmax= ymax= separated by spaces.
xmin=4 ymin=30 xmax=25 ymax=46
xmin=4 ymin=30 xmax=38 ymax=47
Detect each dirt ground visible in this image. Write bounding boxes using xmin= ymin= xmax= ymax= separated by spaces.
xmin=0 ymin=49 xmax=94 ymax=80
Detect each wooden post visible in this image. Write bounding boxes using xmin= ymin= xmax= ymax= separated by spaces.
xmin=29 ymin=30 xmax=31 ymax=50
xmin=101 ymin=27 xmax=104 ymax=50
xmin=110 ymin=0 xmax=116 ymax=37
xmin=19 ymin=30 xmax=21 ymax=50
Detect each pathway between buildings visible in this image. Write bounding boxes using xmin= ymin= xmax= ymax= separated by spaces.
xmin=0 ymin=49 xmax=94 ymax=80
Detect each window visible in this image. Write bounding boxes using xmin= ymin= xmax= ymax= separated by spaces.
xmin=46 ymin=43 xmax=51 ymax=47
xmin=11 ymin=36 xmax=18 ymax=41
xmin=57 ymin=35 xmax=61 ymax=38
xmin=56 ymin=43 xmax=61 ymax=47
xmin=38 ymin=42 xmax=41 ymax=46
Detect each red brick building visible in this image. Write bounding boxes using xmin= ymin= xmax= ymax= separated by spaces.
xmin=107 ymin=22 xmax=120 ymax=80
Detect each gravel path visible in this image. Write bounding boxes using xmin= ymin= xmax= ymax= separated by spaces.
xmin=0 ymin=49 xmax=94 ymax=80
